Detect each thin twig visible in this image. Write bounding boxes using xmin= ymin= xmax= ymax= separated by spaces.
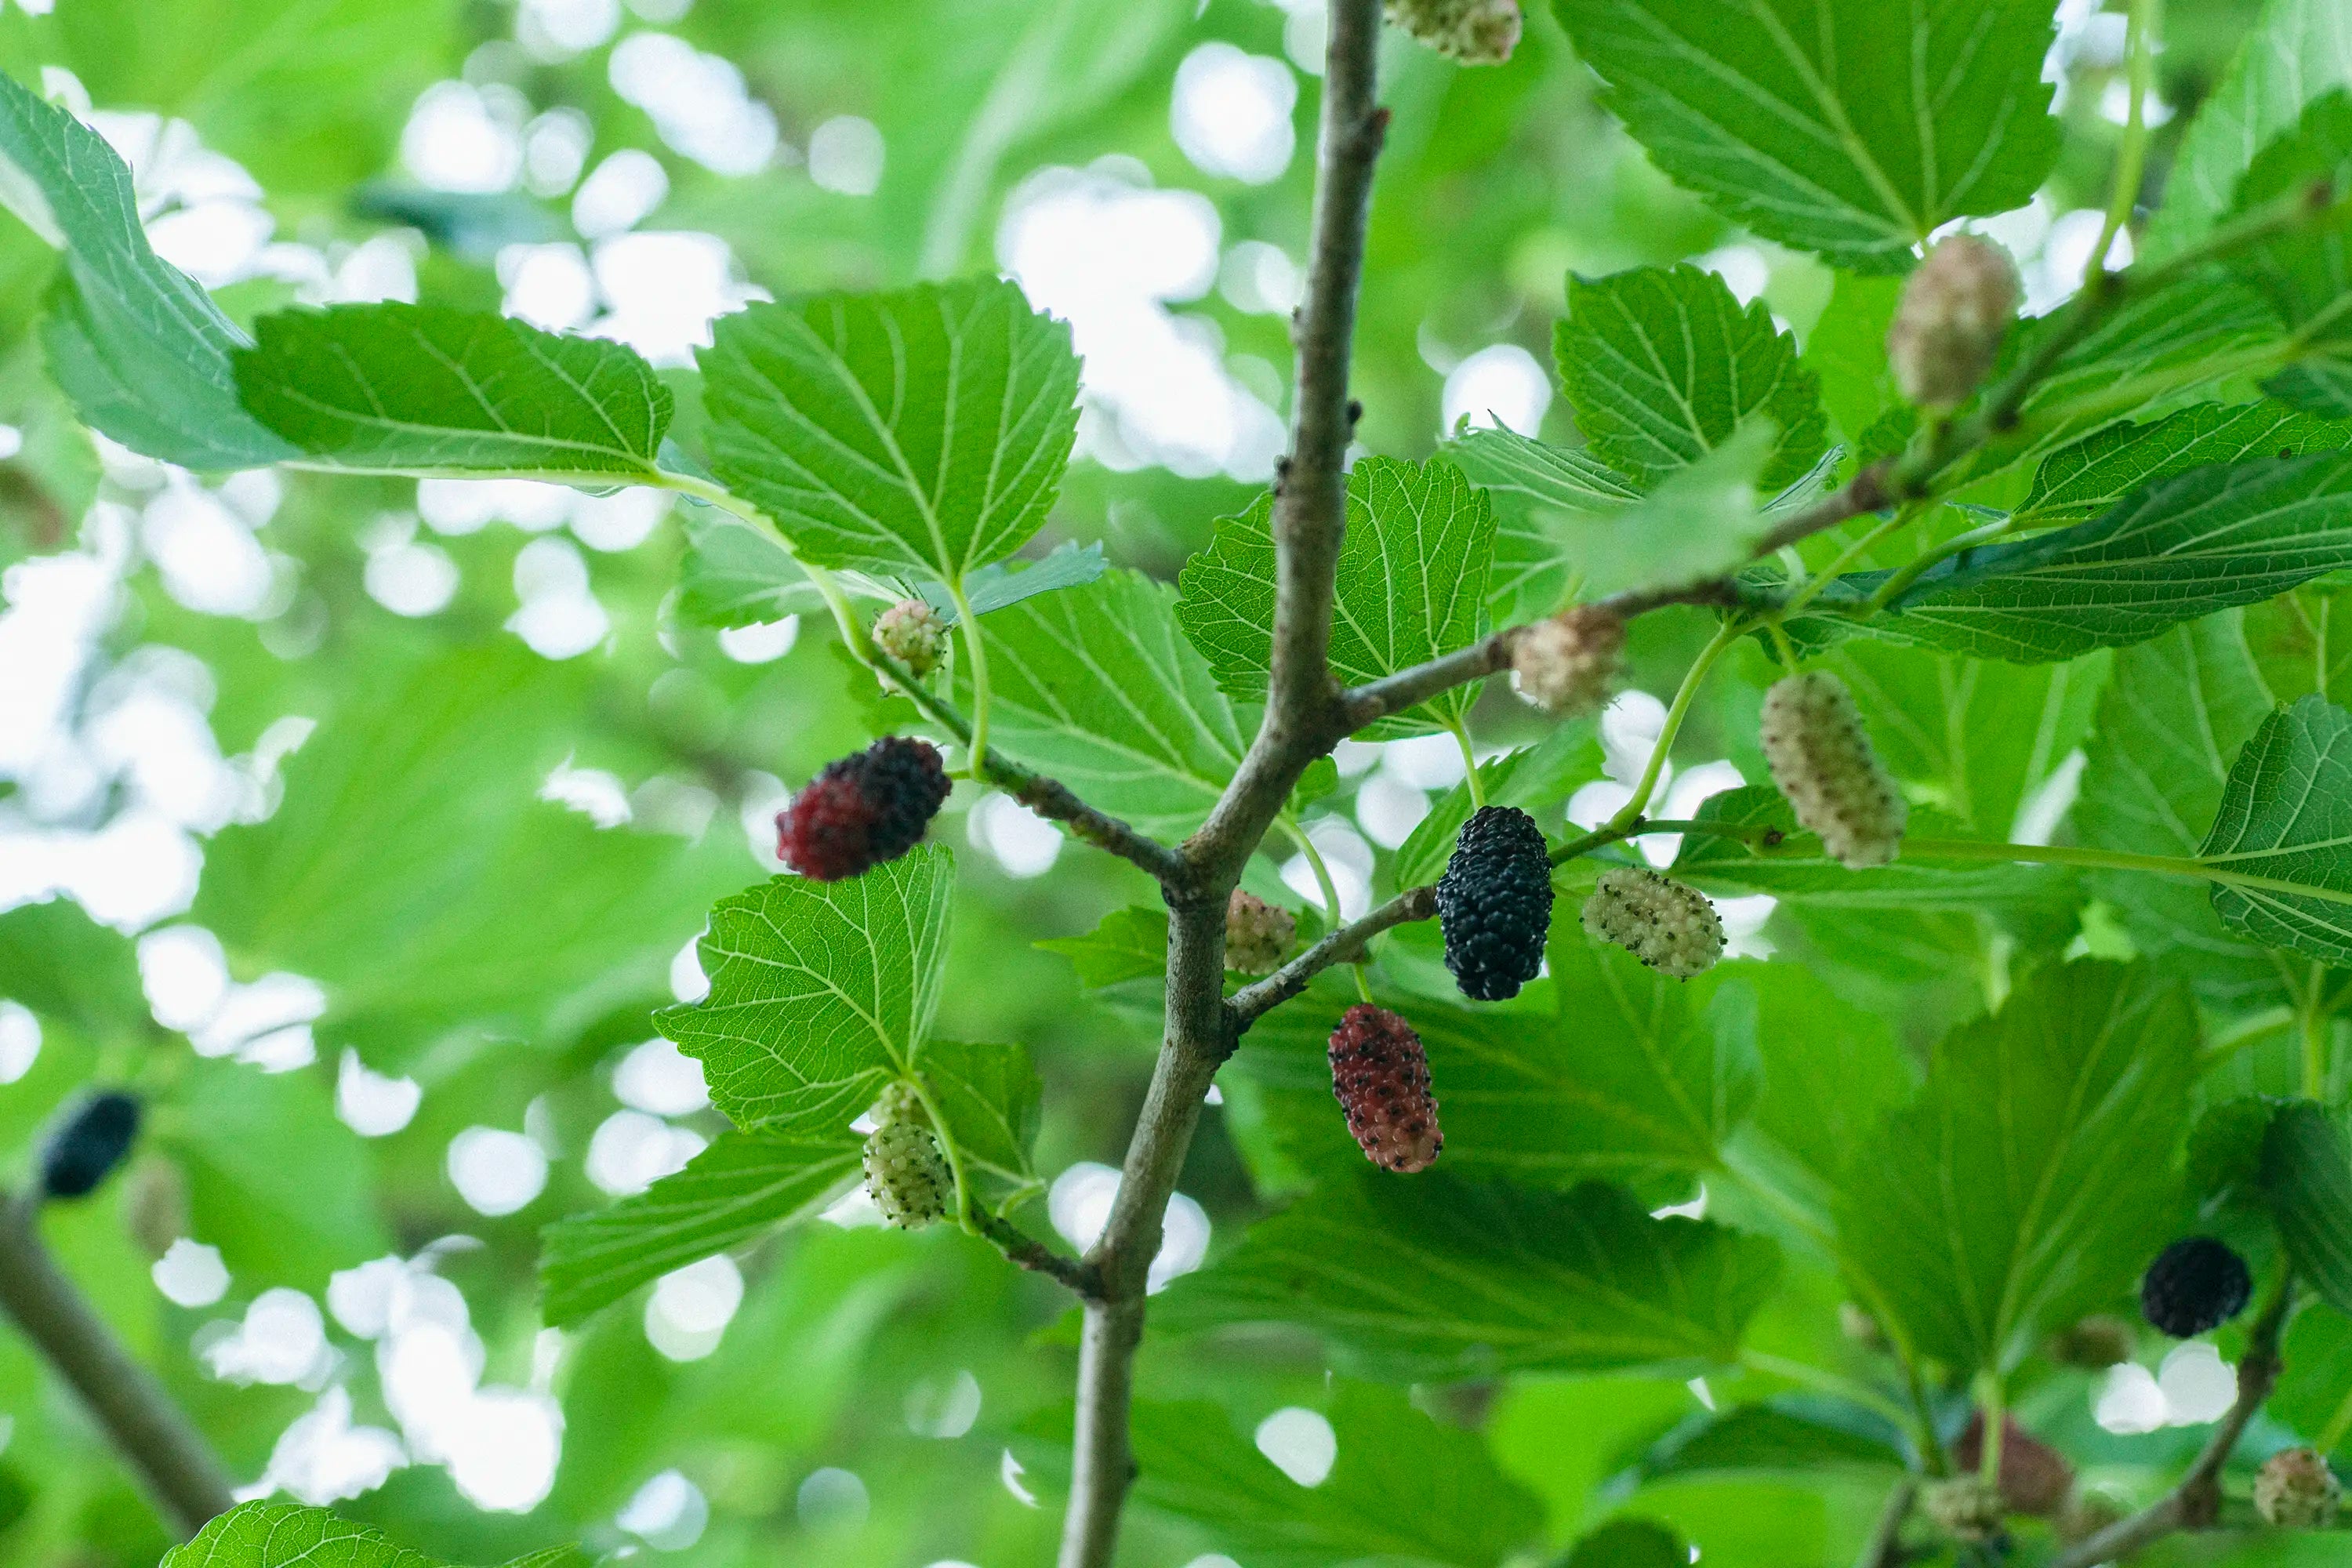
xmin=658 ymin=473 xmax=1187 ymax=887
xmin=2048 ymin=1281 xmax=2292 ymax=1568
xmin=0 ymin=1193 xmax=234 ymax=1536
xmin=974 ymin=1210 xmax=1100 ymax=1298
xmin=1228 ymin=885 xmax=1437 ymax=1031
xmin=1338 ymin=180 xmax=2348 ymax=735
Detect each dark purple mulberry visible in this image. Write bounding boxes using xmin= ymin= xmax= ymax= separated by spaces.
xmin=2140 ymin=1237 xmax=2252 ymax=1338
xmin=1435 ymin=805 xmax=1553 ymax=1000
xmin=775 ymin=736 xmax=951 ymax=881
xmin=1327 ymin=1005 xmax=1442 ymax=1173
xmin=42 ymin=1091 xmax=140 ymax=1200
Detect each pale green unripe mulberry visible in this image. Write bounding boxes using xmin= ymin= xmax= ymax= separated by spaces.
xmin=1581 ymin=867 xmax=1724 ymax=978
xmin=863 ymin=1083 xmax=950 ymax=1229
xmin=2256 ymin=1447 xmax=2341 ymax=1528
xmin=873 ymin=598 xmax=946 ymax=678
xmin=1384 ymin=0 xmax=1520 ymax=63
xmin=1225 ymin=890 xmax=1296 ymax=976
xmin=1759 ymin=672 xmax=1907 ymax=869
xmin=1512 ymin=607 xmax=1623 ymax=717
xmin=1887 ymin=234 xmax=2020 ymax=408
xmin=1922 ymin=1475 xmax=2005 ymax=1542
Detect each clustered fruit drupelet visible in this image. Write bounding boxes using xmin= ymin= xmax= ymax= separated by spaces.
xmin=862 ymin=1082 xmax=952 ymax=1229
xmin=1511 ymin=606 xmax=1623 ymax=717
xmin=1327 ymin=1005 xmax=1442 ymax=1173
xmin=1382 ymin=0 xmax=1521 ymax=63
xmin=1580 ymin=867 xmax=1723 ymax=978
xmin=2139 ymin=1236 xmax=2252 ymax=1338
xmin=2256 ymin=1447 xmax=2342 ymax=1528
xmin=1886 ymin=234 xmax=2021 ymax=409
xmin=1759 ymin=671 xmax=1907 ymax=869
xmin=41 ymin=1091 xmax=140 ymax=1200
xmin=1922 ymin=1475 xmax=2005 ymax=1543
xmin=1224 ymin=890 xmax=1297 ymax=976
xmin=873 ymin=598 xmax=946 ymax=679
xmin=1436 ymin=805 xmax=1553 ymax=1001
xmin=776 ymin=735 xmax=951 ymax=882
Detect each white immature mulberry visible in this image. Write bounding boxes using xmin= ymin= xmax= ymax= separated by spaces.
xmin=1225 ymin=890 xmax=1296 ymax=976
xmin=1384 ymin=0 xmax=1520 ymax=63
xmin=1887 ymin=234 xmax=2020 ymax=408
xmin=2256 ymin=1447 xmax=2341 ymax=1529
xmin=1758 ymin=672 xmax=1907 ymax=869
xmin=873 ymin=598 xmax=946 ymax=678
xmin=862 ymin=1083 xmax=951 ymax=1229
xmin=1512 ymin=607 xmax=1624 ymax=717
xmin=1923 ymin=1476 xmax=2005 ymax=1543
xmin=1581 ymin=868 xmax=1724 ymax=978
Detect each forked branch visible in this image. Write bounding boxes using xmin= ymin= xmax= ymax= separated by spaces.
xmin=1054 ymin=2 xmax=1390 ymax=1563
xmin=1341 ymin=179 xmax=2351 ymax=738
xmin=2048 ymin=1280 xmax=2293 ymax=1568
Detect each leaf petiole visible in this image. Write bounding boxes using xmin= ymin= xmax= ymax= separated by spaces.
xmin=1283 ymin=818 xmax=1347 ymax=930
xmin=949 ymin=579 xmax=993 ymax=776
xmin=1447 ymin=720 xmax=1486 ymax=808
xmin=1608 ymin=620 xmax=1743 ymax=832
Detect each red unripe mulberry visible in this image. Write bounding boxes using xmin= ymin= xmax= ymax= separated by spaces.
xmin=1327 ymin=1005 xmax=1442 ymax=1174
xmin=775 ymin=735 xmax=951 ymax=881
xmin=1958 ymin=1412 xmax=2074 ymax=1518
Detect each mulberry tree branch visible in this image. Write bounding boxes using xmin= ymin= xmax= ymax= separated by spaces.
xmin=0 ymin=1193 xmax=234 ymax=1537
xmin=658 ymin=474 xmax=1189 ymax=888
xmin=1054 ymin=3 xmax=1388 ymax=1564
xmin=1338 ymin=182 xmax=2351 ymax=737
xmin=974 ymin=1210 xmax=1101 ymax=1297
xmin=2048 ymin=1280 xmax=2293 ymax=1568
xmin=1228 ymin=884 xmax=1439 ymax=1030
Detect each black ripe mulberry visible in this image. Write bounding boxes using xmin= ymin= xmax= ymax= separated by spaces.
xmin=863 ymin=1083 xmax=951 ymax=1229
xmin=1327 ymin=1005 xmax=1442 ymax=1173
xmin=1435 ymin=805 xmax=1552 ymax=1000
xmin=776 ymin=735 xmax=950 ymax=881
xmin=2140 ymin=1236 xmax=2252 ymax=1338
xmin=41 ymin=1091 xmax=140 ymax=1200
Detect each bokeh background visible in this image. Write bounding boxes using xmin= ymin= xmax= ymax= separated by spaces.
xmin=0 ymin=1 xmax=2293 ymax=1564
